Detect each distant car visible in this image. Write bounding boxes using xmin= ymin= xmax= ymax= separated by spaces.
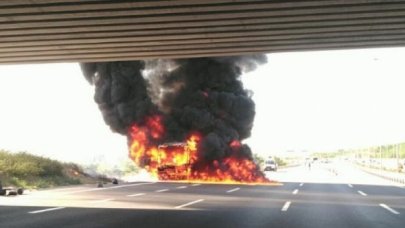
xmin=0 ymin=180 xmax=24 ymax=196
xmin=112 ymin=178 xmax=118 ymax=185
xmin=264 ymin=160 xmax=278 ymax=171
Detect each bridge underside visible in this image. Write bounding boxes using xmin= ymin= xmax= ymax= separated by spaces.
xmin=1 ymin=0 xmax=405 ymax=64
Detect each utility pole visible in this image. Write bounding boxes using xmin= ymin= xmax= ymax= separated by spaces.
xmin=379 ymin=145 xmax=382 ymax=172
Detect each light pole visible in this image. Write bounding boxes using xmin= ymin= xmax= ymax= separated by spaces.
xmin=367 ymin=147 xmax=370 ymax=166
xmin=396 ymin=143 xmax=400 ymax=172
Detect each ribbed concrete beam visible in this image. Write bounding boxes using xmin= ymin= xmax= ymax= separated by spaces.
xmin=0 ymin=0 xmax=405 ymax=64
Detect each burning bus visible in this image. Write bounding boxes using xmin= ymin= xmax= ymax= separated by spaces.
xmin=156 ymin=142 xmax=191 ymax=180
xmin=129 ymin=130 xmax=270 ymax=184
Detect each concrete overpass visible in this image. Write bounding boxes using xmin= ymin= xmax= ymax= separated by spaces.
xmin=1 ymin=0 xmax=405 ymax=64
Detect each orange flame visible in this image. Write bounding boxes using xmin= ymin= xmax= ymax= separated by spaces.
xmin=128 ymin=115 xmax=271 ymax=185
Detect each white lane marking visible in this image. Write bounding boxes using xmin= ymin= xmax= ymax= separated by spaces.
xmin=379 ymin=203 xmax=400 ymax=215
xmin=348 ymin=184 xmax=353 ymax=188
xmin=127 ymin=193 xmax=145 ymax=197
xmin=191 ymin=183 xmax=201 ymax=186
xmin=292 ymin=189 xmax=299 ymax=195
xmin=61 ymin=182 xmax=155 ymax=195
xmin=357 ymin=191 xmax=367 ymax=196
xmin=176 ymin=186 xmax=187 ymax=189
xmin=29 ymin=207 xmax=65 ymax=214
xmin=281 ymin=201 xmax=291 ymax=212
xmin=91 ymin=198 xmax=114 ymax=204
xmin=175 ymin=199 xmax=204 ymax=209
xmin=299 ymin=183 xmax=304 ymax=187
xmin=226 ymin=187 xmax=240 ymax=193
xmin=155 ymin=189 xmax=169 ymax=193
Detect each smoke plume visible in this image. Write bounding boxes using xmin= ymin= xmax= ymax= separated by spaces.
xmin=80 ymin=55 xmax=267 ymax=179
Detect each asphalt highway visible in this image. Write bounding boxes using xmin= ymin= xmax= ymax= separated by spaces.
xmin=1 ymin=162 xmax=404 ymax=228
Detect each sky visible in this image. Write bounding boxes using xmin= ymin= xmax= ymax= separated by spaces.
xmin=1 ymin=47 xmax=405 ymax=164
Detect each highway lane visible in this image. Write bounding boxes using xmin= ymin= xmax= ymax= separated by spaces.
xmin=285 ymin=182 xmax=404 ymax=227
xmin=1 ymin=163 xmax=404 ymax=228
xmin=281 ymin=163 xmax=405 ymax=227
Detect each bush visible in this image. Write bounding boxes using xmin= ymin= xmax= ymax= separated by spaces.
xmin=274 ymin=157 xmax=287 ymax=167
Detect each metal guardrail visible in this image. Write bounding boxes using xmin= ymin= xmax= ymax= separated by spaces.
xmin=357 ymin=164 xmax=405 ymax=185
xmin=278 ymin=164 xmax=300 ymax=169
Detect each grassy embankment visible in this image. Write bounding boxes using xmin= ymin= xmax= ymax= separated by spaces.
xmin=0 ymin=150 xmax=94 ymax=189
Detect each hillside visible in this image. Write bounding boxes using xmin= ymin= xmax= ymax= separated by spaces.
xmin=0 ymin=150 xmax=95 ymax=189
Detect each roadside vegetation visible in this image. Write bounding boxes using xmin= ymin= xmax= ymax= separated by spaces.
xmin=0 ymin=150 xmax=93 ymax=189
xmin=315 ymin=142 xmax=405 ymax=160
xmin=253 ymin=154 xmax=265 ymax=169
xmin=82 ymin=159 xmax=140 ymax=179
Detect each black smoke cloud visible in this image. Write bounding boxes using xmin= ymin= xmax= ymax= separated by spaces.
xmin=80 ymin=55 xmax=267 ymax=165
xmin=80 ymin=61 xmax=156 ymax=135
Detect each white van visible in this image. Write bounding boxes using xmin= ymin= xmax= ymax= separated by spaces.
xmin=264 ymin=159 xmax=278 ymax=171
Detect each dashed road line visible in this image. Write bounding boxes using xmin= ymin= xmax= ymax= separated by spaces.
xmin=226 ymin=187 xmax=240 ymax=193
xmin=191 ymin=183 xmax=201 ymax=187
xmin=40 ymin=187 xmax=88 ymax=193
xmin=299 ymin=183 xmax=304 ymax=187
xmin=127 ymin=193 xmax=145 ymax=197
xmin=176 ymin=186 xmax=187 ymax=189
xmin=91 ymin=198 xmax=114 ymax=204
xmin=281 ymin=201 xmax=291 ymax=212
xmin=292 ymin=189 xmax=299 ymax=195
xmin=357 ymin=191 xmax=367 ymax=196
xmin=348 ymin=184 xmax=353 ymax=188
xmin=29 ymin=207 xmax=65 ymax=214
xmin=379 ymin=203 xmax=400 ymax=215
xmin=155 ymin=189 xmax=169 ymax=193
xmin=175 ymin=199 xmax=204 ymax=209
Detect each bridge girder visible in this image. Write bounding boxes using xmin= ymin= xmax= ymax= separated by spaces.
xmin=1 ymin=0 xmax=405 ymax=64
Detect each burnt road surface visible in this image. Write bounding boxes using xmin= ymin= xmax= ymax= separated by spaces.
xmin=1 ymin=162 xmax=405 ymax=228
